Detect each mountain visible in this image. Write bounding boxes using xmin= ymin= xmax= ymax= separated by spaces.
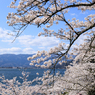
xmin=0 ymin=54 xmax=33 ymax=67
xmin=0 ymin=54 xmax=75 ymax=68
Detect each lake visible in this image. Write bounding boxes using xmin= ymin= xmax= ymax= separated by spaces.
xmin=0 ymin=68 xmax=65 ymax=85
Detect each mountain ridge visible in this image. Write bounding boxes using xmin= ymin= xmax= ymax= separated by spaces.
xmin=0 ymin=54 xmax=33 ymax=67
xmin=0 ymin=54 xmax=74 ymax=68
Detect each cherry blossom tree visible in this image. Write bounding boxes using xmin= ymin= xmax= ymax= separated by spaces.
xmin=5 ymin=0 xmax=95 ymax=95
xmin=7 ymin=0 xmax=95 ymax=68
xmin=0 ymin=71 xmax=46 ymax=95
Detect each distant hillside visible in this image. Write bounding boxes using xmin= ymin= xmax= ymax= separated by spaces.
xmin=0 ymin=54 xmax=75 ymax=68
xmin=0 ymin=54 xmax=33 ymax=67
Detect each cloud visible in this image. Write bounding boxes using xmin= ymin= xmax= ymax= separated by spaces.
xmin=0 ymin=27 xmax=59 ymax=46
xmin=0 ymin=47 xmax=35 ymax=54
xmin=75 ymin=35 xmax=87 ymax=45
xmin=23 ymin=48 xmax=36 ymax=54
xmin=0 ymin=47 xmax=22 ymax=54
xmin=0 ymin=27 xmax=14 ymax=42
xmin=38 ymin=47 xmax=45 ymax=50
xmin=17 ymin=35 xmax=33 ymax=47
xmin=30 ymin=36 xmax=59 ymax=46
xmin=71 ymin=34 xmax=88 ymax=50
xmin=18 ymin=35 xmax=60 ymax=47
xmin=0 ymin=27 xmax=60 ymax=54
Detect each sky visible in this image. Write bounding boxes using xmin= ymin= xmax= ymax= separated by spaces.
xmin=0 ymin=0 xmax=93 ymax=54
